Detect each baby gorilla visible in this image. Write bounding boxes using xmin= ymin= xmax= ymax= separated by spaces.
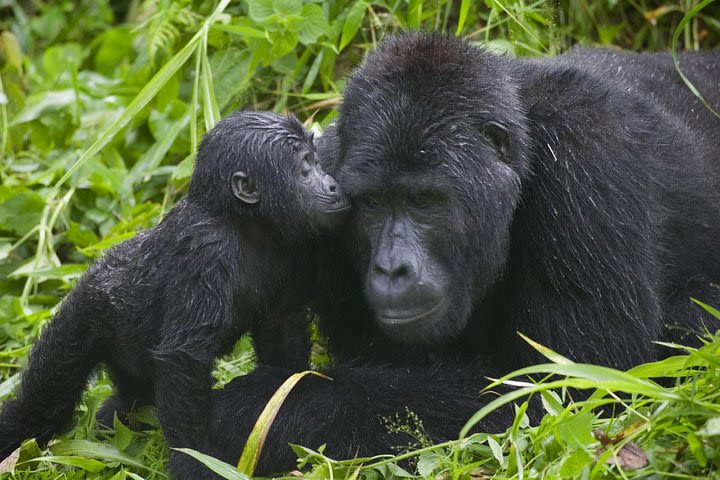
xmin=0 ymin=112 xmax=349 ymax=479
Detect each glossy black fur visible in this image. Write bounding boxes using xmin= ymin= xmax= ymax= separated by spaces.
xmin=0 ymin=112 xmax=345 ymax=479
xmin=205 ymin=34 xmax=720 ymax=474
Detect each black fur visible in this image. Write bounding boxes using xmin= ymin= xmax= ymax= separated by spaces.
xmin=0 ymin=112 xmax=349 ymax=480
xmin=205 ymin=34 xmax=720 ymax=474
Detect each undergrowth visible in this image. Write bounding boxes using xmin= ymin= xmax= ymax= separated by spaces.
xmin=1 ymin=0 xmax=719 ymax=479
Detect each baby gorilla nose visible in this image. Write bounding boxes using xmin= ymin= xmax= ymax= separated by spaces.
xmin=322 ymin=174 xmax=339 ymax=195
xmin=313 ymin=171 xmax=351 ymax=222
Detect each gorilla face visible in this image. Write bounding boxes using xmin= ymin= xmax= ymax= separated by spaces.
xmin=338 ymin=134 xmax=523 ymax=344
xmin=336 ymin=34 xmax=530 ymax=344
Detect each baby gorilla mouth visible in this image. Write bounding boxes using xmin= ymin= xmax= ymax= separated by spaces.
xmin=324 ymin=195 xmax=351 ymax=213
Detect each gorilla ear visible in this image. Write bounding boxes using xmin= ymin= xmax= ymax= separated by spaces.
xmin=231 ymin=171 xmax=260 ymax=205
xmin=482 ymin=122 xmax=510 ymax=161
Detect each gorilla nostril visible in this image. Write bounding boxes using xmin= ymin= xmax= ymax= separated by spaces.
xmin=392 ymin=264 xmax=410 ymax=281
xmin=329 ymin=184 xmax=337 ymax=193
xmin=373 ymin=264 xmax=389 ymax=276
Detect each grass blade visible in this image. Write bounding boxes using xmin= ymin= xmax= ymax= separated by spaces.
xmin=237 ymin=370 xmax=331 ymax=475
xmin=517 ymin=331 xmax=574 ymax=365
xmin=175 ymin=448 xmax=250 ymax=480
xmin=52 ymin=0 xmax=231 ymax=193
xmin=456 ymin=0 xmax=471 ymax=36
xmin=670 ymin=0 xmax=720 ymax=118
xmin=691 ymin=298 xmax=720 ymax=320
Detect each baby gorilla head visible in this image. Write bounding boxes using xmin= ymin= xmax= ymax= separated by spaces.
xmin=188 ymin=112 xmax=350 ymax=236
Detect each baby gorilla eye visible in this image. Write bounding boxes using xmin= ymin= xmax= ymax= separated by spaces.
xmin=300 ymin=159 xmax=312 ymax=178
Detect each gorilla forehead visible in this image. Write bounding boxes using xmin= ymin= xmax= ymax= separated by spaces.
xmin=337 ymin=33 xmax=523 ymax=194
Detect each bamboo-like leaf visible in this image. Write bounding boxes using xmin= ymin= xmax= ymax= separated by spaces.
xmin=691 ymin=298 xmax=720 ymax=320
xmin=200 ymin=35 xmax=220 ymax=131
xmin=237 ymin=370 xmax=332 ymax=475
xmin=52 ymin=0 xmax=231 ymax=193
xmin=175 ymin=448 xmax=250 ymax=480
xmin=670 ymin=0 xmax=720 ymax=118
xmin=517 ymin=331 xmax=574 ymax=365
xmin=18 ymin=456 xmax=106 ymax=472
xmin=339 ymin=1 xmax=366 ymax=51
xmin=456 ymin=0 xmax=471 ymax=36
xmin=50 ymin=440 xmax=161 ymax=474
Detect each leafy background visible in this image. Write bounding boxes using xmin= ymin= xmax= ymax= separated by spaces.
xmin=0 ymin=0 xmax=719 ymax=479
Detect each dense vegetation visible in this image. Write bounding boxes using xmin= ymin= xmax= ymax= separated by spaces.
xmin=0 ymin=0 xmax=719 ymax=478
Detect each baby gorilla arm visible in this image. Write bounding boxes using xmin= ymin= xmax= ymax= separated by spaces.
xmin=153 ymin=272 xmax=236 ymax=480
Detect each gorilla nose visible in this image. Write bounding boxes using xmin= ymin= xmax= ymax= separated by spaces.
xmin=370 ymin=258 xmax=414 ymax=293
xmin=322 ymin=174 xmax=339 ymax=195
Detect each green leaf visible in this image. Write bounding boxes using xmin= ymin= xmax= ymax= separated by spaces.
xmin=175 ymin=448 xmax=250 ymax=480
xmin=517 ymin=331 xmax=574 ymax=364
xmin=297 ymin=4 xmax=329 ymax=45
xmin=237 ymin=370 xmax=331 ymax=475
xmin=111 ymin=415 xmax=134 ymax=452
xmin=559 ymin=448 xmax=593 ymax=477
xmin=11 ymin=263 xmax=87 ymax=281
xmin=556 ymin=412 xmax=594 ymax=446
xmin=125 ymin=111 xmax=190 ymax=189
xmin=691 ymin=298 xmax=720 ymax=320
xmin=416 ymin=452 xmax=443 ymax=477
xmin=482 ymin=38 xmax=515 ymax=56
xmin=200 ymin=41 xmax=220 ymax=131
xmin=51 ymin=439 xmax=161 ymax=473
xmin=172 ymin=153 xmax=196 ymax=180
xmin=339 ymin=1 xmax=366 ymax=51
xmin=42 ymin=43 xmax=87 ymax=82
xmin=540 ymin=389 xmax=564 ymax=416
xmin=268 ymin=29 xmax=299 ymax=59
xmin=698 ymin=417 xmax=720 ymax=437
xmin=213 ymin=23 xmax=267 ymax=39
xmin=273 ymin=0 xmax=302 ymax=17
xmin=670 ymin=0 xmax=720 ymax=118
xmin=10 ymin=90 xmax=77 ymax=125
xmin=460 ymin=363 xmax=680 ymax=439
xmin=687 ymin=432 xmax=708 ymax=468
xmin=456 ymin=0 xmax=471 ymax=35
xmin=628 ymin=354 xmax=705 ymax=378
xmin=51 ymin=0 xmax=232 ymax=193
xmin=0 ymin=187 xmax=45 ymax=236
xmin=487 ymin=436 xmax=504 ymax=467
xmin=247 ymin=0 xmax=274 ymax=22
xmin=19 ymin=455 xmax=106 ymax=473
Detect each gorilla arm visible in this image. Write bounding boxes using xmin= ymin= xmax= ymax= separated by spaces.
xmin=208 ymin=362 xmax=503 ymax=475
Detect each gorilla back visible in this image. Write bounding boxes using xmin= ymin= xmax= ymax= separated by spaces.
xmin=205 ymin=35 xmax=720 ymax=475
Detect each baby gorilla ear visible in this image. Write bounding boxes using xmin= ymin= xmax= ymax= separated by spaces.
xmin=231 ymin=171 xmax=260 ymax=205
xmin=482 ymin=121 xmax=510 ymax=161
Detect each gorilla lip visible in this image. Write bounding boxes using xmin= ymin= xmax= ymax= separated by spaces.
xmin=376 ymin=299 xmax=446 ymax=326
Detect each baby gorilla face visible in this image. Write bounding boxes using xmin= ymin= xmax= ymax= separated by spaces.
xmin=295 ymin=144 xmax=350 ymax=228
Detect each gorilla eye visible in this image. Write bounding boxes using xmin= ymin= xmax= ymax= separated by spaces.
xmin=409 ymin=192 xmax=436 ymax=209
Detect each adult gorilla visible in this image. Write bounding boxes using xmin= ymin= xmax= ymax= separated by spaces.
xmin=206 ymin=33 xmax=720 ymax=475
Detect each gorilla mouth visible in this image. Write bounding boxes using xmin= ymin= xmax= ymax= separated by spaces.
xmin=376 ymin=299 xmax=446 ymax=327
